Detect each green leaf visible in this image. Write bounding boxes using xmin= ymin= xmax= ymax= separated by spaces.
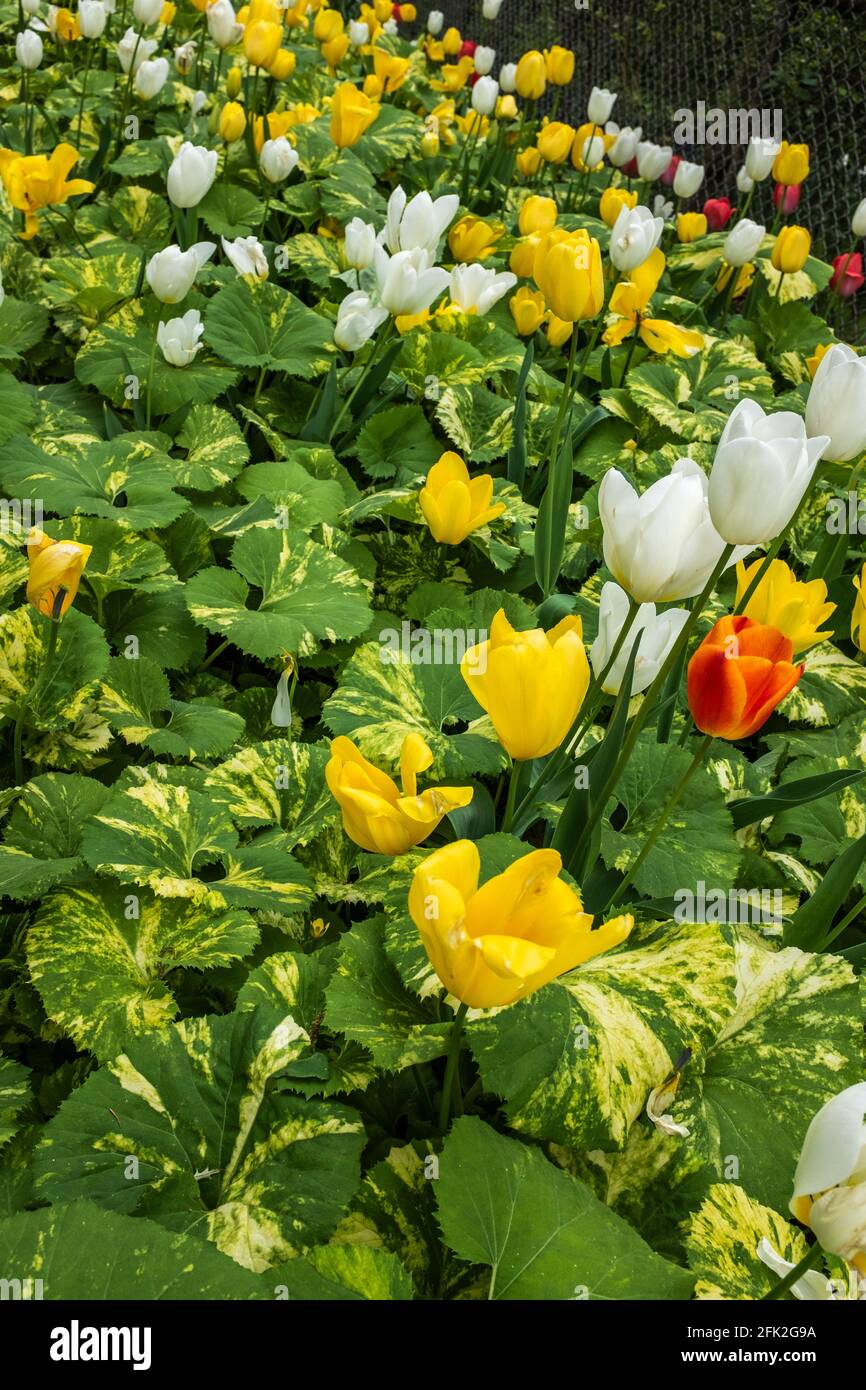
xmin=105 ymin=587 xmax=206 ymax=670
xmin=437 ymin=1117 xmax=694 ymax=1299
xmin=0 ymin=773 xmax=108 ymax=901
xmin=236 ymin=459 xmax=346 ymax=528
xmin=731 ymin=768 xmax=866 ymax=829
xmin=35 ymin=1007 xmax=365 ymax=1271
xmin=204 ymin=278 xmax=334 ymax=376
xmin=199 ymin=182 xmax=265 ymax=239
xmin=623 ymin=341 xmax=773 ymax=442
xmin=76 ymin=316 xmax=238 ymax=415
xmin=0 ymin=1060 xmax=31 ymax=1148
xmin=271 ymin=1244 xmax=413 ymax=1300
xmin=0 ymin=370 xmax=37 ymax=445
xmin=173 ymin=404 xmax=250 ymax=490
xmin=0 ymin=608 xmax=109 ymax=731
xmin=100 ymin=655 xmax=245 ymax=759
xmin=205 ymin=739 xmax=337 ymax=842
xmin=281 ymin=232 xmax=342 ymax=289
xmin=354 ymin=404 xmax=443 ymax=482
xmin=27 ymin=883 xmax=258 ymax=1059
xmin=435 ymin=382 xmax=513 ymax=464
xmin=786 ymin=834 xmax=866 ymax=950
xmin=0 ymin=296 xmax=49 ymax=361
xmin=686 ymin=1183 xmax=816 ymax=1301
xmin=39 ymin=517 xmax=174 ymax=596
xmin=318 ymin=149 xmax=386 ymax=224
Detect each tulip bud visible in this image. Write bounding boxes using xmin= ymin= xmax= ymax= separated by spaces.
xmin=676 ymin=211 xmax=707 ymax=243
xmin=546 ymin=313 xmax=574 ymax=348
xmin=516 ymin=145 xmax=541 ymax=177
xmin=472 ymin=75 xmax=499 ymax=117
xmin=515 ymin=49 xmax=546 ymax=100
xmin=207 ymin=0 xmax=243 ymax=48
xmin=673 ymin=159 xmax=704 ymax=199
xmin=327 ymin=735 xmax=471 ymax=857
xmin=420 ymin=128 xmax=440 ymax=158
xmin=636 ymin=141 xmax=672 ymax=181
xmin=708 ymin=399 xmax=829 ymax=545
xmin=226 ymin=64 xmax=242 ymax=97
xmin=773 ymin=181 xmax=800 ymax=214
xmin=509 ymin=285 xmax=546 ymax=335
xmin=313 ymin=8 xmax=343 ymax=42
xmin=133 ymin=0 xmax=163 ymax=25
xmin=348 ymin=19 xmax=369 ymax=46
xmin=578 ymin=133 xmax=605 ymax=169
xmin=166 ymin=141 xmax=218 ymax=207
xmin=545 ymin=44 xmax=574 ymax=86
xmin=805 ymin=343 xmax=866 ymax=462
xmin=157 ymin=308 xmax=204 ymax=366
xmin=26 ymin=532 xmax=92 ymax=621
xmin=587 ymin=84 xmax=616 ymax=126
xmin=260 ymin=135 xmax=298 ymax=182
xmin=331 ymin=81 xmax=380 ymax=148
xmin=852 ymin=198 xmax=866 ymax=239
xmin=344 ymin=216 xmax=377 ymax=270
xmin=482 ymin=0 xmax=503 ymax=16
xmin=533 ymin=227 xmax=604 ymax=322
xmin=599 ymin=185 xmax=637 ymax=228
xmin=703 ymin=195 xmax=734 ymax=231
xmin=219 ymin=100 xmax=246 ymax=143
xmin=134 ymin=56 xmax=169 ymax=99
xmin=771 ymin=223 xmax=811 ymax=274
xmin=660 ymin=153 xmax=679 ymax=186
xmin=322 ymin=33 xmax=349 ymax=67
xmin=609 ymin=204 xmax=664 ymax=272
xmin=16 ymin=29 xmax=43 ymax=68
xmin=608 ymin=125 xmax=641 ymax=168
xmin=538 ymin=121 xmax=574 ymax=165
xmin=474 ymin=44 xmax=495 ymax=75
xmin=723 ymin=217 xmax=765 ymax=266
xmin=78 ymin=1 xmax=107 ymax=38
xmin=772 ymin=140 xmax=809 ymax=186
xmin=244 ymin=18 xmax=281 ymax=68
xmin=591 ymin=582 xmax=690 ymax=696
xmin=736 ymin=166 xmax=754 ymax=195
xmin=427 ymin=9 xmax=444 ymax=35
xmin=334 ymin=289 xmax=388 ymax=351
xmin=829 ymin=251 xmax=864 ymax=298
xmin=519 ymin=194 xmax=557 ymax=236
xmin=442 ymin=26 xmax=461 ymax=55
xmin=745 ymin=136 xmax=779 ymax=182
xmin=499 ymin=61 xmax=517 ymax=92
xmin=145 ymin=241 xmax=216 ymax=303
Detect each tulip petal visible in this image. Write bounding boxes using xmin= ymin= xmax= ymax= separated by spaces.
xmin=475 ymin=933 xmax=557 ymax=981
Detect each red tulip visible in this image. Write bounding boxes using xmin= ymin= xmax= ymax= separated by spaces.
xmin=460 ymin=40 xmax=477 ymax=57
xmin=687 ymin=615 xmax=804 ymax=741
xmin=661 ymin=154 xmax=680 ymax=186
xmin=830 ymin=251 xmax=865 ymax=298
xmin=621 ymin=156 xmax=639 ymax=178
xmin=773 ymin=182 xmax=800 ymax=213
xmin=703 ymin=197 xmax=734 ymax=231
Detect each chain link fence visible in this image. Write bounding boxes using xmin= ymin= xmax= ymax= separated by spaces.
xmin=437 ymin=0 xmax=866 ymax=338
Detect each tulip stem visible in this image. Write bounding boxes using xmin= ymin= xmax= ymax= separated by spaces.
xmin=438 ymin=1001 xmax=469 ymax=1134
xmin=12 ymin=617 xmax=60 ymax=786
xmin=329 ymin=321 xmax=395 ymax=443
xmin=575 ymin=319 xmax=602 ymax=395
xmin=760 ymin=1241 xmax=825 ymax=1301
xmin=76 ymin=40 xmax=94 ymax=148
xmin=546 ymin=327 xmax=580 ymax=484
xmin=145 ymin=322 xmax=159 ymax=430
xmin=818 ymin=888 xmax=866 ymax=951
xmin=501 ymin=761 xmax=521 ymax=833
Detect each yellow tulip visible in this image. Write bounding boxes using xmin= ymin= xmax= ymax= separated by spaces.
xmin=26 ymin=531 xmax=92 ymax=621
xmin=735 ymin=559 xmax=835 ymax=655
xmin=430 ymin=56 xmax=474 ymax=93
xmin=420 ymin=129 xmax=440 ymax=158
xmin=322 ymin=32 xmax=349 ymax=67
xmin=409 ymin=840 xmax=633 ymax=1009
xmin=313 ymin=7 xmax=342 ymax=40
xmin=772 ymin=141 xmax=810 ymax=186
xmin=714 ymin=261 xmax=754 ymax=298
xmin=516 ymin=146 xmax=542 ymax=178
xmin=537 ymin=121 xmax=575 ymax=165
xmin=496 ymin=94 xmax=518 ymax=121
xmin=510 ymin=286 xmax=547 ymax=335
xmin=326 ymin=734 xmax=472 ymax=856
xmin=448 ymin=214 xmax=503 ymax=263
xmin=442 ymin=25 xmax=462 ymax=55
xmin=604 ymin=249 xmax=703 ymax=358
xmin=544 ymin=44 xmax=575 ymax=86
xmin=269 ymin=47 xmax=297 ymax=78
xmin=0 ymin=143 xmax=94 ymax=240
xmin=226 ymin=65 xmax=243 ymax=97
xmin=676 ymin=211 xmax=708 ymax=243
xmin=419 ymin=452 xmax=505 ymax=544
xmin=160 ymin=1 xmax=176 ymax=23
xmin=852 ymin=565 xmax=866 ymax=652
xmin=54 ymin=7 xmax=80 ymax=40
xmin=252 ymin=110 xmax=294 ymax=150
xmin=509 ymin=234 xmax=540 ymax=279
xmin=599 ymin=185 xmax=637 ymax=228
xmin=772 ymin=223 xmax=812 ymax=273
xmin=364 ymin=74 xmax=384 ymax=99
xmin=285 ymin=0 xmax=309 ymax=26
xmin=515 ymin=49 xmax=546 ymax=100
xmin=426 ymin=38 xmax=445 ymax=62
xmin=373 ymin=0 xmax=392 ymax=19
xmin=546 ymin=312 xmax=574 ymax=348
xmin=244 ymin=19 xmax=282 ymax=68
xmin=219 ymin=102 xmax=246 ymax=143
xmin=372 ymin=47 xmax=411 ymax=92
xmin=461 ymin=608 xmax=590 ymax=761
xmin=518 ymin=194 xmax=558 ymax=237
xmin=570 ymin=119 xmax=610 ymax=172
xmin=806 ymin=341 xmax=832 ymax=379
xmin=533 ymin=227 xmax=604 ymax=323
xmin=400 ymin=2 xmax=417 ymax=18
xmin=330 ymin=82 xmax=379 ymax=147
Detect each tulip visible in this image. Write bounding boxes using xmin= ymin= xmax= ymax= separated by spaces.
xmin=461 ymin=608 xmax=590 ymax=761
xmin=590 ymin=581 xmax=690 ymax=696
xmin=608 ymin=125 xmax=641 ymax=168
xmin=744 ymin=136 xmax=779 ymax=182
xmin=546 ymin=313 xmax=574 ymax=348
xmin=722 ymin=217 xmax=765 ymax=266
xmin=145 ymin=241 xmax=215 ymax=303
xmin=411 ymin=839 xmax=633 ymax=1009
xmin=735 ymin=167 xmax=754 ymax=195
xmin=326 ymin=734 xmax=472 ymax=856
xmin=482 ymin=0 xmax=503 ymax=16
xmin=599 ymin=186 xmax=637 ymax=228
xmin=26 ymin=531 xmax=92 ymax=621
xmin=636 ymin=141 xmax=672 ymax=181
xmin=344 ymin=217 xmax=377 ymax=270
xmin=734 ymin=559 xmax=834 ymax=655
xmin=134 ymin=55 xmax=169 ymax=99
xmin=190 ymin=90 xmax=208 ymax=116
xmin=537 ymin=121 xmax=574 ymax=165
xmin=419 ymin=452 xmax=504 ymax=545
xmin=688 ymin=615 xmax=804 ymax=740
xmin=133 ymin=0 xmax=162 ymax=23
xmin=599 ymin=459 xmax=745 ymax=604
xmin=383 ymin=186 xmax=459 ymax=259
xmin=519 ymin=195 xmax=557 ymax=236
xmin=427 ymin=8 xmax=443 ymax=34
xmin=373 ymin=245 xmax=449 ymax=317
xmin=474 ymin=44 xmax=495 ymax=75
xmin=348 ymin=19 xmax=368 ymax=45
xmin=702 ymin=195 xmax=734 ymax=231
xmin=609 ymin=204 xmax=664 ymax=273
xmin=673 ymin=160 xmax=704 ymax=199
xmin=603 ymin=249 xmax=703 ymax=359
xmin=157 ymin=308 xmax=204 ymax=366
xmin=587 ymin=85 xmax=616 ymax=125
xmin=166 ymin=142 xmax=217 ymax=207
xmin=372 ymin=47 xmax=410 ymax=91
xmin=244 ymin=18 xmax=280 ymax=67
xmin=0 ymin=142 xmax=95 ymax=240
xmin=574 ymin=133 xmax=604 ymax=170
xmin=772 ymin=140 xmax=809 ymax=186
xmin=516 ymin=146 xmax=541 ymax=178
xmin=852 ymin=198 xmax=866 ymax=239
xmin=499 ymin=61 xmax=517 ymax=92
xmin=334 ymin=290 xmax=388 ymax=351
xmin=16 ymin=29 xmax=43 ymax=67
xmin=805 ymin=342 xmax=831 ymax=380
xmin=448 ymin=264 xmax=516 ymax=315
xmin=331 ymin=82 xmax=379 ymax=147
xmin=772 ymin=182 xmax=800 ymax=216
xmin=22 ymin=0 xmax=40 ymax=13
xmin=790 ymin=1083 xmax=866 ymax=1274
xmin=660 ymin=154 xmax=679 ymax=186
xmin=78 ymin=1 xmax=107 ymax=38
xmin=218 ymin=100 xmax=246 ymax=142
xmin=830 ymin=251 xmax=864 ymax=298
xmin=51 ymin=7 xmax=81 ymax=39
xmin=472 ymin=75 xmax=499 ymax=116
xmin=852 ymin=566 xmax=866 ymax=652
xmin=676 ymin=211 xmax=707 ymax=243
xmin=207 ymin=0 xmax=243 ymax=47
xmin=772 ymin=224 xmax=811 ymax=274
xmin=222 ymin=233 xmax=268 ymax=278
xmin=541 ymin=44 xmax=573 ymax=86
xmin=708 ymin=399 xmax=830 ymax=546
xmin=174 ymin=40 xmax=196 ymax=74
xmin=805 ymin=343 xmax=866 ymax=463
xmin=509 ymin=285 xmax=546 ymax=335
xmin=533 ymin=227 xmax=603 ymax=323
xmin=509 ymin=233 xmax=542 ymax=279
xmin=448 ymin=214 xmax=502 ymax=263
xmin=260 ymin=135 xmax=298 ymax=183
xmin=313 ymin=7 xmax=342 ymax=42
xmin=442 ymin=25 xmax=461 ymax=54
xmin=226 ymin=64 xmax=242 ymax=97
xmin=515 ymin=49 xmax=546 ymax=100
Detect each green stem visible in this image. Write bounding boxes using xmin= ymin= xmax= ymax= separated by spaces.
xmin=546 ymin=326 xmax=580 ymax=481
xmin=145 ymin=321 xmax=159 ymax=430
xmin=760 ymin=1242 xmax=824 ymax=1301
xmin=197 ymin=637 xmax=230 ymax=673
xmin=620 ymin=321 xmax=639 ymax=383
xmin=329 ymin=322 xmax=394 ymax=442
xmin=574 ymin=318 xmax=602 ymax=395
xmin=501 ymin=761 xmax=521 ymax=833
xmin=438 ymin=1001 xmax=469 ymax=1134
xmin=820 ymin=888 xmax=866 ymax=951
xmin=12 ymin=617 xmax=60 ymax=785
xmin=76 ymin=39 xmax=94 ymax=148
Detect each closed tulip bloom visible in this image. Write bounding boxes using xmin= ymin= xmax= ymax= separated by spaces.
xmin=852 ymin=198 xmax=866 ymax=239
xmin=673 ymin=159 xmax=704 ymax=199
xmin=509 ymin=233 xmax=543 ymax=279
xmin=461 ymin=608 xmax=590 ymax=761
xmin=608 ymin=125 xmax=641 ymax=168
xmin=427 ymin=8 xmax=444 ymax=33
xmin=157 ymin=308 xmax=204 ymax=365
xmin=537 ymin=121 xmax=574 ymax=164
xmin=334 ymin=290 xmax=388 ymax=351
xmin=805 ymin=343 xmax=866 ymax=463
xmin=591 ymin=581 xmax=690 ymax=696
xmin=741 ymin=138 xmax=777 ymax=183
xmin=482 ymin=0 xmax=503 ymax=15
xmin=573 ymin=129 xmax=606 ymax=171
xmin=723 ymin=217 xmax=765 ymax=266
xmin=166 ymin=142 xmax=217 ymax=207
xmin=244 ymin=18 xmax=280 ymax=67
xmin=448 ymin=213 xmax=502 ymax=262
xmin=599 ymin=186 xmax=637 ymax=228
xmin=78 ymin=1 xmax=107 ymax=38
xmin=207 ymin=0 xmax=243 ymax=47
xmin=409 ymin=840 xmax=633 ymax=1010
xmin=773 ymin=140 xmax=809 ymax=186
xmin=676 ymin=211 xmax=708 ymax=242
xmin=599 ymin=459 xmax=745 ymax=604
xmin=344 ymin=217 xmax=377 ymax=270
xmin=534 ymin=228 xmax=603 ymax=322
xmin=703 ymin=195 xmax=734 ymax=231
xmin=545 ymin=45 xmax=574 ymax=85
xmin=609 ymin=203 xmax=664 ymax=272
xmin=790 ymin=1083 xmax=866 ymax=1274
xmin=734 ymin=559 xmax=834 ymax=654
xmin=218 ymin=100 xmax=246 ymax=142
xmin=546 ymin=312 xmax=574 ymax=348
xmin=26 ymin=531 xmax=92 ymax=620
xmin=515 ymin=49 xmax=546 ymax=100
xmin=313 ymin=7 xmax=342 ymax=41
xmin=145 ymin=240 xmax=215 ymax=303
xmin=16 ymin=30 xmax=43 ymax=67
xmin=736 ymin=167 xmax=754 ymax=194
xmin=851 ymin=566 xmax=866 ymax=652
xmin=499 ymin=61 xmax=517 ymax=92
xmin=510 ymin=285 xmax=546 ymax=335
xmin=133 ymin=0 xmax=162 ymax=24
xmin=226 ymin=64 xmax=242 ymax=96
xmin=268 ymin=47 xmax=296 ymax=78
xmin=636 ymin=141 xmax=672 ymax=181
xmin=134 ymin=55 xmax=169 ymax=99
xmin=688 ymin=615 xmax=804 ymax=740
xmin=516 ymin=146 xmax=541 ymax=177
xmin=830 ymin=251 xmax=864 ymax=298
xmin=474 ymin=44 xmax=495 ymax=75
xmin=348 ymin=19 xmax=369 ymax=45
xmin=442 ymin=25 xmax=461 ymax=54
xmin=519 ymin=195 xmax=557 ymax=236
xmin=587 ymin=85 xmax=616 ymax=125
xmin=472 ymin=74 xmax=499 ymax=116
xmin=449 ymin=263 xmax=516 ymax=315
xmin=331 ymin=82 xmax=379 ymax=146
xmin=326 ymin=734 xmax=471 ymax=856
xmin=373 ymin=245 xmax=449 ymax=317
xmin=709 ymin=399 xmax=830 ymax=545
xmin=260 ymin=135 xmax=298 ymax=182
xmin=772 ymin=223 xmax=811 ymax=273
xmin=419 ymin=452 xmax=504 ymax=544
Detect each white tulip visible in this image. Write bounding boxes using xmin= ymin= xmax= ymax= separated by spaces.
xmin=222 ymin=234 xmax=268 ymax=279
xmin=673 ymin=159 xmax=704 ymax=198
xmin=722 ymin=217 xmax=765 ymax=266
xmin=426 ymin=8 xmax=444 ymax=34
xmin=653 ymin=193 xmax=674 ymax=222
xmin=373 ymin=245 xmax=450 ymax=317
xmin=636 ymin=141 xmax=672 ymax=181
xmin=472 ymin=75 xmax=499 ymax=116
xmin=805 ymin=344 xmax=866 ymax=463
xmin=852 ymin=197 xmax=866 ymax=239
xmin=16 ymin=29 xmax=43 ymax=67
xmin=145 ymin=241 xmax=216 ymax=304
xmin=587 ymin=85 xmax=616 ymax=126
xmin=270 ymin=669 xmax=293 ymax=728
xmin=166 ymin=141 xmax=218 ymax=207
xmin=22 ymin=0 xmax=41 ymax=13
xmin=736 ymin=166 xmax=754 ymax=195
xmin=174 ymin=40 xmax=196 ymax=74
xmin=101 ymin=0 xmax=115 ymax=11
xmin=708 ymin=399 xmax=830 ymax=546
xmin=157 ymin=308 xmax=204 ymax=366
xmin=134 ymin=56 xmax=169 ymax=99
xmin=207 ymin=0 xmax=243 ymax=49
xmin=344 ymin=217 xmax=378 ymax=270
xmin=609 ymin=204 xmax=664 ymax=272
xmin=191 ymin=89 xmax=208 ymax=116
xmin=590 ymin=582 xmax=690 ymax=696
xmin=608 ymin=125 xmax=641 ymax=168
xmin=334 ymin=290 xmax=388 ymax=352
xmin=580 ymin=134 xmax=606 ymax=168
xmin=482 ymin=0 xmax=504 ymax=17
xmin=348 ymin=19 xmax=369 ymax=46
xmin=449 ymin=263 xmax=516 ymax=315
xmin=474 ymin=45 xmax=495 ymax=75
xmin=605 ymin=120 xmax=619 ymax=136
xmin=599 ymin=459 xmax=749 ymax=604
xmin=791 ymin=1083 xmax=866 ymax=1268
xmin=132 ymin=0 xmax=163 ymax=25
xmin=745 ymin=136 xmax=780 ymax=182
xmin=260 ymin=136 xmax=298 ymax=183
xmin=382 ymin=185 xmax=459 ymax=258
xmin=498 ymin=62 xmax=517 ymax=93
xmin=78 ymin=1 xmax=107 ymax=39
xmin=382 ymin=16 xmax=397 ymax=33
xmin=755 ymin=1241 xmax=838 ymax=1302
xmin=117 ymin=27 xmax=157 ymax=73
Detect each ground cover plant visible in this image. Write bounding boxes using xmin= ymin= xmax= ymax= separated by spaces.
xmin=0 ymin=0 xmax=865 ymax=1304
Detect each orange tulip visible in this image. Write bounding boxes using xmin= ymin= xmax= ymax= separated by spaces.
xmin=687 ymin=615 xmax=804 ymax=741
